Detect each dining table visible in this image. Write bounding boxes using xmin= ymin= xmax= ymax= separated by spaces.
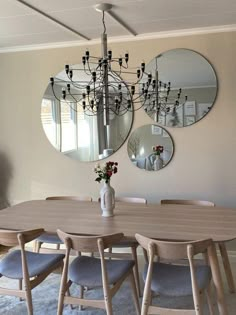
xmin=0 ymin=199 xmax=236 ymax=315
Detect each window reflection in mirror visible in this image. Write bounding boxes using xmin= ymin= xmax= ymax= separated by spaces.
xmin=41 ymin=65 xmax=133 ymax=162
xmin=143 ymin=49 xmax=217 ymax=127
xmin=127 ymin=124 xmax=174 ymax=171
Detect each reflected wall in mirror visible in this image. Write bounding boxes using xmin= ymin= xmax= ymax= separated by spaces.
xmin=143 ymin=49 xmax=217 ymax=127
xmin=41 ymin=64 xmax=133 ymax=162
xmin=127 ymin=124 xmax=174 ymax=171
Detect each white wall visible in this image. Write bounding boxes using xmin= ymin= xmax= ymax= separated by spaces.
xmin=0 ymin=31 xmax=236 ymax=207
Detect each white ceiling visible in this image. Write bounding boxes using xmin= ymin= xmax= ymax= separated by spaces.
xmin=1 ymin=0 xmax=236 ymax=52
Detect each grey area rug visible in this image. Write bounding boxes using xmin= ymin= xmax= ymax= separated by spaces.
xmin=0 ymin=273 xmax=213 ymax=315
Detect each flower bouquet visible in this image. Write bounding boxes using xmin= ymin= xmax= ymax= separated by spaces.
xmin=152 ymin=145 xmax=164 ymax=156
xmin=94 ymin=161 xmax=118 ymax=184
xmin=94 ymin=161 xmax=118 ymax=217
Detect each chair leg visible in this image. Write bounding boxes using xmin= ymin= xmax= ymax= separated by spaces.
xmin=66 ymin=287 xmax=74 ymax=310
xmin=129 ymin=271 xmax=141 ymax=315
xmin=35 ymin=241 xmax=42 ymax=253
xmin=104 ymin=293 xmax=113 ymax=315
xmin=108 ymin=246 xmax=112 ymax=260
xmin=206 ymin=282 xmax=215 ymax=315
xmin=141 ymin=286 xmax=151 ymax=315
xmin=131 ymin=245 xmax=141 ymax=297
xmin=19 ymin=279 xmax=23 ymax=301
xmin=25 ymin=288 xmax=33 ymax=315
xmin=218 ymin=242 xmax=235 ymax=293
xmin=142 ymin=248 xmax=148 ymax=263
xmin=192 ymin=290 xmax=204 ymax=315
xmin=141 ymin=266 xmax=152 ymax=315
xmin=78 ymin=285 xmax=84 ymax=311
xmin=57 ymin=277 xmax=70 ymax=315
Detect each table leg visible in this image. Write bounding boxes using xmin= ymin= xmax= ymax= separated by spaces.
xmin=208 ymin=243 xmax=228 ymax=315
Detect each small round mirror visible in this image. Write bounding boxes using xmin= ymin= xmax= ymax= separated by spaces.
xmin=127 ymin=124 xmax=174 ymax=171
xmin=142 ymin=49 xmax=217 ymax=127
xmin=41 ymin=64 xmax=133 ymax=162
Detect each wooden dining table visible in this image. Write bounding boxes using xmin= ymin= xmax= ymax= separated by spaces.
xmin=0 ymin=199 xmax=236 ymax=315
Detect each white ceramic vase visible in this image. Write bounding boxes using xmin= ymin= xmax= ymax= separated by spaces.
xmin=153 ymin=155 xmax=163 ymax=171
xmin=100 ymin=181 xmax=115 ymax=217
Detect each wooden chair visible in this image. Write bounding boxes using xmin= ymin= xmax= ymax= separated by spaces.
xmin=116 ymin=197 xmax=147 ymax=204
xmin=106 ymin=196 xmax=147 ymax=297
xmin=160 ymin=199 xmax=215 ymax=207
xmin=161 ymin=199 xmax=235 ymax=293
xmin=0 ymin=228 xmax=65 ymax=315
xmin=136 ymin=233 xmax=215 ymax=315
xmin=45 ymin=196 xmax=93 ymax=201
xmin=57 ymin=229 xmax=140 ymax=315
xmin=35 ymin=196 xmax=92 ymax=253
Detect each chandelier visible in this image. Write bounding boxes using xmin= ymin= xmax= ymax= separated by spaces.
xmin=50 ymin=3 xmax=187 ymax=125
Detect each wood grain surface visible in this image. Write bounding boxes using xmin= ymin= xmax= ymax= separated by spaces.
xmin=0 ymin=200 xmax=235 ymax=242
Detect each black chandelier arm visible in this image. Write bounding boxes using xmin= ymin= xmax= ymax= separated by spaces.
xmin=108 ymin=71 xmax=124 ymax=86
xmin=82 ymin=64 xmax=93 ymax=77
xmin=67 ymin=89 xmax=82 ymax=104
xmin=95 ymin=71 xmax=103 ymax=83
xmin=67 ymin=80 xmax=90 ymax=90
xmin=51 ymin=85 xmax=63 ymax=103
xmin=64 ymin=70 xmax=92 ymax=89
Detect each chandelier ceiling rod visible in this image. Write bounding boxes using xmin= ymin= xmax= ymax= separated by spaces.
xmin=104 ymin=10 xmax=137 ymax=36
xmin=16 ymin=0 xmax=90 ymax=41
xmin=95 ymin=3 xmax=136 ymax=36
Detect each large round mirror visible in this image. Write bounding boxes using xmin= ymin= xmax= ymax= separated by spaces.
xmin=41 ymin=64 xmax=133 ymax=162
xmin=127 ymin=124 xmax=174 ymax=171
xmin=142 ymin=49 xmax=217 ymax=127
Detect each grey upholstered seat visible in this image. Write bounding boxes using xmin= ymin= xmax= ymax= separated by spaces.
xmin=36 ymin=233 xmax=63 ymax=244
xmin=143 ymin=262 xmax=211 ymax=296
xmin=69 ymin=255 xmax=134 ymax=287
xmin=0 ymin=250 xmax=65 ymax=279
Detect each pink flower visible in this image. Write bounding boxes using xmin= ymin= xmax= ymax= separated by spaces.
xmin=152 ymin=145 xmax=164 ymax=155
xmin=94 ymin=161 xmax=118 ymax=183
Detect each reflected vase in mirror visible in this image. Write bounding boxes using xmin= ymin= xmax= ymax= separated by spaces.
xmin=142 ymin=48 xmax=217 ymax=127
xmin=41 ymin=63 xmax=133 ymax=162
xmin=154 ymin=155 xmax=163 ymax=171
xmin=127 ymin=124 xmax=174 ymax=171
xmin=100 ymin=181 xmax=115 ymax=217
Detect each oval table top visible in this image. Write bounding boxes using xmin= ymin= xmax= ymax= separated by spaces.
xmin=0 ymin=200 xmax=235 ymax=242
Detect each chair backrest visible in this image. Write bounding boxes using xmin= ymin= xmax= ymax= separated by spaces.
xmin=0 ymin=228 xmax=44 ymax=247
xmin=57 ymin=229 xmax=124 ymax=253
xmin=160 ymin=199 xmax=215 ymax=207
xmin=46 ymin=196 xmax=92 ymax=202
xmin=98 ymin=196 xmax=147 ymax=204
xmin=116 ymin=197 xmax=147 ymax=204
xmin=135 ymin=233 xmax=213 ymax=261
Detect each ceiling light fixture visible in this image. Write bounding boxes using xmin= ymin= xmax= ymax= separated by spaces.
xmin=50 ymin=3 xmax=187 ymax=125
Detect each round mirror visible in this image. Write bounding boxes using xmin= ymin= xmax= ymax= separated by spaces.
xmin=142 ymin=49 xmax=217 ymax=127
xmin=127 ymin=124 xmax=174 ymax=171
xmin=41 ymin=64 xmax=133 ymax=162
